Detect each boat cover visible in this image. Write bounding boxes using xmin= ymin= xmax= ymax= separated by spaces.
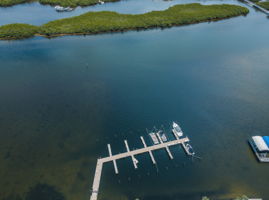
xmin=262 ymin=136 xmax=269 ymax=148
xmin=252 ymin=136 xmax=269 ymax=152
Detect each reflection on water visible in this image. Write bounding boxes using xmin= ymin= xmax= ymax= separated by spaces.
xmin=0 ymin=1 xmax=269 ymax=200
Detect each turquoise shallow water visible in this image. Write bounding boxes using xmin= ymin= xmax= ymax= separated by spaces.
xmin=1 ymin=1 xmax=269 ymax=200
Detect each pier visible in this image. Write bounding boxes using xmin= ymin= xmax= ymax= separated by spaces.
xmin=124 ymin=140 xmax=138 ymax=169
xmin=90 ymin=136 xmax=190 ymax=200
xmin=107 ymin=144 xmax=118 ymax=174
xmin=171 ymin=127 xmax=192 ymax=156
xmin=140 ymin=136 xmax=156 ymax=164
xmin=156 ymin=131 xmax=173 ymax=159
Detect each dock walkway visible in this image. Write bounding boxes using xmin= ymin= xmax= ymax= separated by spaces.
xmin=90 ymin=136 xmax=189 ymax=200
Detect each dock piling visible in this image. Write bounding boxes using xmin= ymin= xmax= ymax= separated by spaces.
xmin=90 ymin=137 xmax=190 ymax=200
xmin=124 ymin=140 xmax=138 ymax=169
xmin=140 ymin=136 xmax=156 ymax=164
xmin=107 ymin=144 xmax=119 ymax=174
xmin=156 ymin=131 xmax=174 ymax=159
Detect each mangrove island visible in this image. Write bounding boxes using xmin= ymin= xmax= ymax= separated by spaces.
xmin=0 ymin=0 xmax=119 ymax=7
xmin=0 ymin=3 xmax=249 ymax=40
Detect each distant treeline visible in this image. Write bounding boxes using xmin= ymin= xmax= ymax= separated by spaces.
xmin=202 ymin=195 xmax=249 ymax=200
xmin=0 ymin=4 xmax=249 ymax=40
xmin=0 ymin=0 xmax=118 ymax=7
xmin=249 ymin=0 xmax=269 ymax=10
xmin=257 ymin=1 xmax=269 ymax=10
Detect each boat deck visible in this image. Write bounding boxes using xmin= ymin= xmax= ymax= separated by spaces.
xmin=249 ymin=140 xmax=269 ymax=162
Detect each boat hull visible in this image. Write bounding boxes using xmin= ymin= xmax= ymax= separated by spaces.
xmin=172 ymin=129 xmax=183 ymax=137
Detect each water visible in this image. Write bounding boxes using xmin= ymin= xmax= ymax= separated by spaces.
xmin=1 ymin=1 xmax=269 ymax=200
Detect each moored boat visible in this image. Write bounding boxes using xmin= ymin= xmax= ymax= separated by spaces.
xmin=185 ymin=143 xmax=195 ymax=156
xmin=161 ymin=133 xmax=168 ymax=142
xmin=55 ymin=5 xmax=74 ymax=12
xmin=149 ymin=132 xmax=159 ymax=145
xmin=249 ymin=136 xmax=269 ymax=162
xmin=172 ymin=122 xmax=183 ymax=137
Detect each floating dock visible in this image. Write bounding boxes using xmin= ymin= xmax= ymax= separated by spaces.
xmin=140 ymin=136 xmax=156 ymax=164
xmin=156 ymin=131 xmax=173 ymax=159
xmin=171 ymin=126 xmax=192 ymax=156
xmin=107 ymin=144 xmax=118 ymax=174
xmin=124 ymin=140 xmax=138 ymax=169
xmin=90 ymin=136 xmax=190 ymax=200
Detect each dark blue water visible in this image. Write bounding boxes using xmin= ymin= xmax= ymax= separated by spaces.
xmin=1 ymin=1 xmax=269 ymax=200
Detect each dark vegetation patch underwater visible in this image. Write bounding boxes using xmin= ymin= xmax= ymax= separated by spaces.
xmin=25 ymin=184 xmax=65 ymax=200
xmin=2 ymin=184 xmax=65 ymax=200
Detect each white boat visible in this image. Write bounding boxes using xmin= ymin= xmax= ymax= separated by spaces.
xmin=55 ymin=5 xmax=74 ymax=12
xmin=185 ymin=143 xmax=195 ymax=156
xmin=161 ymin=133 xmax=168 ymax=142
xmin=149 ymin=132 xmax=159 ymax=145
xmin=98 ymin=0 xmax=105 ymax=4
xmin=172 ymin=122 xmax=183 ymax=137
xmin=249 ymin=136 xmax=269 ymax=162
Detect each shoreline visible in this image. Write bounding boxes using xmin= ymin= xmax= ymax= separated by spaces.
xmin=0 ymin=4 xmax=249 ymax=41
xmin=0 ymin=0 xmax=119 ymax=8
xmin=35 ymin=15 xmax=248 ymax=39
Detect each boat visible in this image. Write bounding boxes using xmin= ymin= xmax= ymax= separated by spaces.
xmin=98 ymin=0 xmax=105 ymax=4
xmin=181 ymin=141 xmax=195 ymax=156
xmin=161 ymin=133 xmax=168 ymax=142
xmin=149 ymin=132 xmax=159 ymax=145
xmin=249 ymin=136 xmax=269 ymax=162
xmin=172 ymin=122 xmax=183 ymax=137
xmin=55 ymin=5 xmax=74 ymax=12
xmin=185 ymin=143 xmax=195 ymax=156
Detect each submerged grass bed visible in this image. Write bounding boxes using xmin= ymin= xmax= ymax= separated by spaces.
xmin=0 ymin=3 xmax=249 ymax=40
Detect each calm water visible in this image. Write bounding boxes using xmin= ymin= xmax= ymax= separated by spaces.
xmin=1 ymin=1 xmax=269 ymax=200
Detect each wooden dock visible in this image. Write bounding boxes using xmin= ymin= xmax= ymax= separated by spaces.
xmin=140 ymin=136 xmax=156 ymax=164
xmin=90 ymin=136 xmax=190 ymax=200
xmin=170 ymin=127 xmax=192 ymax=156
xmin=156 ymin=131 xmax=173 ymax=159
xmin=107 ymin=144 xmax=118 ymax=174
